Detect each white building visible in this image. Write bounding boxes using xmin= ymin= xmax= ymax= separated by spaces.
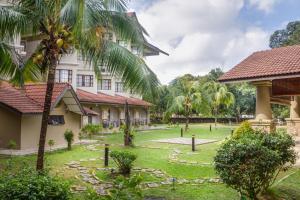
xmin=22 ymin=12 xmax=167 ymax=129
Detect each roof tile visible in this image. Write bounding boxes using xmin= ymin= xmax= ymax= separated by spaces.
xmin=219 ymin=45 xmax=300 ymax=82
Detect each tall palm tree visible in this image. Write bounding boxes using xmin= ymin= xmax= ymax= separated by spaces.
xmin=167 ymin=80 xmax=203 ymax=131
xmin=203 ymin=81 xmax=235 ymax=128
xmin=0 ymin=0 xmax=160 ymax=171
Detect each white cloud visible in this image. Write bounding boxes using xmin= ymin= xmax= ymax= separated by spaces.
xmin=248 ymin=0 xmax=280 ymax=13
xmin=132 ymin=0 xmax=272 ymax=84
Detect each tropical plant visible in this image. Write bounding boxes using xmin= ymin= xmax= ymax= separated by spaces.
xmin=110 ymin=150 xmax=137 ymax=176
xmin=47 ymin=139 xmax=55 ymax=152
xmin=0 ymin=167 xmax=72 ymax=200
xmin=214 ymin=129 xmax=296 ymax=200
xmin=78 ymin=132 xmax=84 ymax=145
xmin=7 ymin=140 xmax=17 ymax=158
xmin=108 ymin=174 xmax=143 ymax=200
xmin=202 ymin=81 xmax=235 ymax=128
xmin=64 ymin=129 xmax=74 ymax=151
xmin=0 ymin=0 xmax=160 ymax=171
xmin=167 ymin=80 xmax=203 ymax=131
xmin=81 ymin=124 xmax=102 ymax=139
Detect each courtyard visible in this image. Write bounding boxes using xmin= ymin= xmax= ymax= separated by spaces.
xmin=1 ymin=124 xmax=299 ymax=200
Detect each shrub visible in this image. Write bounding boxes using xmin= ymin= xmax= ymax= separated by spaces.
xmin=109 ymin=124 xmax=114 ymax=130
xmin=48 ymin=139 xmax=55 ymax=152
xmin=108 ymin=174 xmax=143 ymax=200
xmin=214 ymin=129 xmax=296 ymax=200
xmin=0 ymin=167 xmax=72 ymax=200
xmin=232 ymin=121 xmax=253 ymax=138
xmin=81 ymin=124 xmax=102 ymax=139
xmin=64 ymin=129 xmax=74 ymax=150
xmin=7 ymin=140 xmax=17 ymax=150
xmin=110 ymin=151 xmax=137 ymax=176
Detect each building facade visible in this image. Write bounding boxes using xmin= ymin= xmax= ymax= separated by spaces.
xmin=22 ymin=12 xmax=167 ymax=129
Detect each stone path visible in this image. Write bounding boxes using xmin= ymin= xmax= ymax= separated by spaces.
xmin=152 ymin=137 xmax=217 ymax=145
xmin=65 ymin=159 xmax=222 ymax=196
xmin=168 ymin=148 xmax=212 ymax=166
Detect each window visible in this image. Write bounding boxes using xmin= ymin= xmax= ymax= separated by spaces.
xmin=117 ymin=40 xmax=128 ymax=48
xmin=131 ymin=46 xmax=141 ymax=56
xmin=115 ymin=82 xmax=123 ymax=92
xmin=55 ymin=69 xmax=72 ymax=83
xmin=48 ymin=115 xmax=65 ymax=125
xmin=77 ymin=75 xmax=93 ymax=87
xmin=88 ymin=116 xmax=92 ymax=124
xmin=99 ymin=79 xmax=111 ymax=90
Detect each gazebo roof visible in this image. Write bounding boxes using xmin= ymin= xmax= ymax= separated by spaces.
xmin=219 ymin=45 xmax=300 ymax=83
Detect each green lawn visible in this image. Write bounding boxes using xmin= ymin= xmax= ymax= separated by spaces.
xmin=0 ymin=124 xmax=299 ymax=200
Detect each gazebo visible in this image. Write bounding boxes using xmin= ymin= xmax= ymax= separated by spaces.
xmin=219 ymin=45 xmax=300 ymax=135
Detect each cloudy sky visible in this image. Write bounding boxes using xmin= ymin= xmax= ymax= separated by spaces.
xmin=128 ymin=0 xmax=300 ymax=84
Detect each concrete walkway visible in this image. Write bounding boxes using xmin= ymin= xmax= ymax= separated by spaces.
xmin=0 ymin=140 xmax=98 ymax=156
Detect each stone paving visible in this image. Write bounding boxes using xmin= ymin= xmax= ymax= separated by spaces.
xmin=168 ymin=148 xmax=212 ymax=166
xmin=65 ymin=156 xmax=222 ymax=196
xmin=152 ymin=137 xmax=217 ymax=145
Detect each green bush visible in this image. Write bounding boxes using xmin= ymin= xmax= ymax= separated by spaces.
xmin=108 ymin=174 xmax=143 ymax=200
xmin=81 ymin=124 xmax=102 ymax=139
xmin=48 ymin=139 xmax=55 ymax=152
xmin=232 ymin=121 xmax=253 ymax=138
xmin=110 ymin=151 xmax=137 ymax=176
xmin=214 ymin=129 xmax=296 ymax=200
xmin=0 ymin=167 xmax=72 ymax=200
xmin=64 ymin=129 xmax=74 ymax=150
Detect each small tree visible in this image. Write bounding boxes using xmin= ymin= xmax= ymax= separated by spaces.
xmin=47 ymin=139 xmax=55 ymax=152
xmin=110 ymin=151 xmax=137 ymax=176
xmin=64 ymin=130 xmax=74 ymax=151
xmin=108 ymin=174 xmax=143 ymax=200
xmin=167 ymin=80 xmax=203 ymax=131
xmin=78 ymin=132 xmax=84 ymax=145
xmin=7 ymin=140 xmax=17 ymax=158
xmin=203 ymin=81 xmax=235 ymax=128
xmin=214 ymin=129 xmax=296 ymax=199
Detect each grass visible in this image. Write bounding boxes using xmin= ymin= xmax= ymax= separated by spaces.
xmin=0 ymin=123 xmax=299 ymax=200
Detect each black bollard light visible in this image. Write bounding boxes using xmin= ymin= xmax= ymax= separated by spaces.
xmin=192 ymin=135 xmax=195 ymax=152
xmin=181 ymin=128 xmax=183 ymax=137
xmin=210 ymin=124 xmax=212 ymax=132
xmin=231 ymin=129 xmax=234 ymax=135
xmin=104 ymin=144 xmax=109 ymax=167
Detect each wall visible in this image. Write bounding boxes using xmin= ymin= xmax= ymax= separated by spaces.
xmin=20 ymin=102 xmax=81 ymax=150
xmin=0 ymin=106 xmax=21 ymax=149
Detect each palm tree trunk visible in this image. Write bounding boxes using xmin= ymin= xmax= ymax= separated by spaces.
xmin=124 ymin=100 xmax=131 ymax=146
xmin=185 ymin=116 xmax=189 ymax=131
xmin=36 ymin=56 xmax=57 ymax=171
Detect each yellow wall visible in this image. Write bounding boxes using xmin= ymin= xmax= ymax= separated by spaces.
xmin=20 ymin=101 xmax=81 ymax=150
xmin=0 ymin=106 xmax=21 ymax=149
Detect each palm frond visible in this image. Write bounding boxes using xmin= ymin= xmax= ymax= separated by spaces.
xmin=0 ymin=41 xmax=41 ymax=86
xmin=0 ymin=6 xmax=27 ymax=39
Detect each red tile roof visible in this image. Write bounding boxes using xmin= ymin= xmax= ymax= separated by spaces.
xmin=0 ymin=82 xmax=43 ymax=114
xmin=23 ymin=83 xmax=70 ymax=106
xmin=77 ymin=89 xmax=151 ymax=107
xmin=219 ymin=45 xmax=300 ymax=82
xmin=0 ymin=82 xmax=74 ymax=114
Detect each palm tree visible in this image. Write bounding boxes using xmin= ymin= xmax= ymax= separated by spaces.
xmin=0 ymin=0 xmax=160 ymax=171
xmin=167 ymin=80 xmax=203 ymax=131
xmin=203 ymin=81 xmax=235 ymax=128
